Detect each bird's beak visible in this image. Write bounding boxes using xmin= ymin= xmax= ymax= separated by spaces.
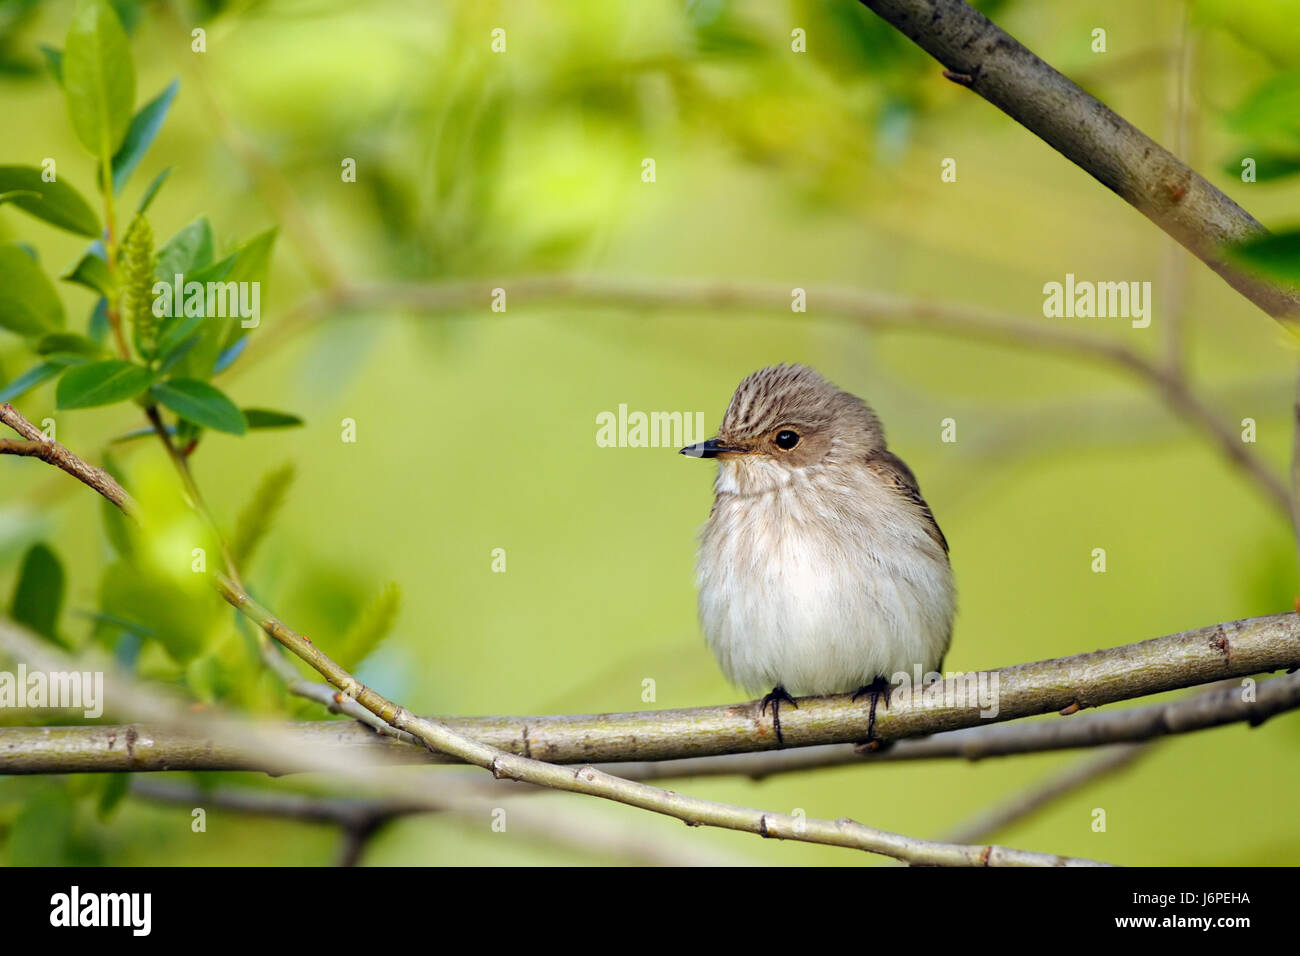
xmin=680 ymin=437 xmax=746 ymax=458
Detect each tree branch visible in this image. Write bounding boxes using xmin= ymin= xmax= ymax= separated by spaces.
xmin=129 ymin=780 xmax=752 ymax=867
xmin=6 ymin=639 xmax=1298 ymax=775
xmin=246 ymin=276 xmax=1293 ymax=519
xmin=0 ymin=404 xmax=139 ymax=517
xmin=942 ymin=743 xmax=1151 ymax=844
xmin=0 ymin=614 xmax=750 ymax=866
xmin=857 ymin=0 xmax=1300 ymax=323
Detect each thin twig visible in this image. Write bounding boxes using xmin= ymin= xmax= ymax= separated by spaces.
xmin=0 ymin=616 xmax=746 ymax=867
xmin=0 ymin=404 xmax=139 ymax=516
xmin=942 ymin=743 xmax=1151 ymax=844
xmin=236 ymin=276 xmax=1293 ymax=519
xmin=144 ymin=404 xmax=415 ymax=743
xmin=129 ymin=779 xmax=753 ymax=867
xmin=214 ymin=579 xmax=1109 ymax=865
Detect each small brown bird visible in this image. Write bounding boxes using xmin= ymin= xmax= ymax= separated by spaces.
xmin=681 ymin=364 xmax=955 ymax=743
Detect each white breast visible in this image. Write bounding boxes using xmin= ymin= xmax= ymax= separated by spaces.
xmin=696 ymin=458 xmax=955 ymax=697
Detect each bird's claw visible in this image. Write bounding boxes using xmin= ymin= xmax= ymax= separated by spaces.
xmin=759 ymin=685 xmax=799 ymax=746
xmin=852 ymin=676 xmax=893 ymax=743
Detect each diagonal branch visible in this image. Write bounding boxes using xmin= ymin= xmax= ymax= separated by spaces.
xmin=857 ymin=0 xmax=1300 ymax=323
xmin=0 ymin=404 xmax=139 ymax=517
xmin=941 ymin=743 xmax=1151 ymax=844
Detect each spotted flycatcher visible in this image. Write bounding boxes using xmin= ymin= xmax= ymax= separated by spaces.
xmin=681 ymin=364 xmax=955 ymax=743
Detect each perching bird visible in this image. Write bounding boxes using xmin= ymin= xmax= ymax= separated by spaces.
xmin=681 ymin=364 xmax=955 ymax=744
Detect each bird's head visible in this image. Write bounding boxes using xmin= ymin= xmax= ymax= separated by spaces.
xmin=680 ymin=364 xmax=884 ymax=491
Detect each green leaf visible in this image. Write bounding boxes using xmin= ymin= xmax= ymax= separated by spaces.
xmin=56 ymin=358 xmax=153 ymax=409
xmin=231 ymin=463 xmax=295 ymax=568
xmin=108 ymin=78 xmax=178 ymax=194
xmin=172 ymin=228 xmax=276 ymax=379
xmin=100 ymin=560 xmax=209 ymax=663
xmin=243 ymin=407 xmax=305 ymax=429
xmin=0 ymin=243 xmax=64 ymax=335
xmin=154 ymin=216 xmax=214 ymax=280
xmin=336 ymin=584 xmax=402 ymax=671
xmin=87 ymin=296 xmax=109 ymax=343
xmin=11 ymin=785 xmax=74 ymax=866
xmin=35 ymin=331 xmax=104 ymax=357
xmin=63 ymin=0 xmax=136 ymax=158
xmin=0 ymin=190 xmax=42 ymax=205
xmin=40 ymin=44 xmax=64 ymax=85
xmin=218 ymin=228 xmax=275 ymax=348
xmin=61 ymin=242 xmax=114 ymax=297
xmin=155 ymin=310 xmax=203 ymax=357
xmin=158 ymin=333 xmax=200 ymax=373
xmin=96 ymin=773 xmax=130 ymax=820
xmin=1230 ymin=230 xmax=1300 ymax=281
xmin=151 ymin=377 xmax=247 ymax=434
xmin=0 ymin=166 xmax=100 ymax=237
xmin=11 ymin=543 xmax=65 ymax=643
xmin=185 ymin=653 xmax=226 ymax=703
xmin=1222 ymin=71 xmax=1300 ymax=143
xmin=0 ymin=362 xmax=63 ymax=402
xmin=136 ymin=165 xmax=171 ymax=214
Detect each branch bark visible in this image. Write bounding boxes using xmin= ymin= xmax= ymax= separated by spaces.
xmin=0 ymin=404 xmax=139 ymax=517
xmin=857 ymin=0 xmax=1300 ymax=323
xmin=6 ymin=633 xmax=1298 ymax=775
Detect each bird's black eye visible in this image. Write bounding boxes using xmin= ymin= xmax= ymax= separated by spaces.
xmin=775 ymin=430 xmax=800 ymax=450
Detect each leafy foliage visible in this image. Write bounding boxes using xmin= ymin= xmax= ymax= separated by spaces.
xmin=1230 ymin=231 xmax=1300 ymax=282
xmin=62 ymin=0 xmax=135 ymax=160
xmin=0 ymin=166 xmax=100 ymax=236
xmin=0 ymin=244 xmax=64 ymax=335
xmin=0 ymin=0 xmax=293 ymax=455
xmin=230 ymin=463 xmax=296 ymax=569
xmin=335 ymin=584 xmax=403 ymax=673
xmin=10 ymin=543 xmax=66 ymax=645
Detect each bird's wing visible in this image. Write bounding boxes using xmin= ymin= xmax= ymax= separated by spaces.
xmin=866 ymin=451 xmax=949 ymax=555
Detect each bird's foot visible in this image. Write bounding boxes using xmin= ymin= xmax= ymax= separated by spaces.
xmin=759 ymin=685 xmax=799 ymax=747
xmin=852 ymin=676 xmax=893 ymax=744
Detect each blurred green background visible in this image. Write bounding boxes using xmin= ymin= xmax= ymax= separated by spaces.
xmin=1 ymin=0 xmax=1299 ymax=865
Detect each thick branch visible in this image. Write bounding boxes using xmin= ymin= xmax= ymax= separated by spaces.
xmin=6 ymin=630 xmax=1298 ymax=775
xmin=857 ymin=0 xmax=1300 ymax=322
